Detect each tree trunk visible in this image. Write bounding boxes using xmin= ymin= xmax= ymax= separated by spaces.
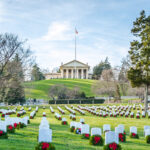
xmin=144 ymin=84 xmax=148 ymax=112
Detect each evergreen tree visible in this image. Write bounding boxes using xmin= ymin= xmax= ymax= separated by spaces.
xmin=127 ymin=10 xmax=150 ymax=111
xmin=31 ymin=64 xmax=45 ymax=81
xmin=93 ymin=57 xmax=111 ymax=79
xmin=1 ymin=55 xmax=25 ymax=104
xmin=4 ymin=76 xmax=25 ymax=104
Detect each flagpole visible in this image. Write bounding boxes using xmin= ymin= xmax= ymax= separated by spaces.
xmin=75 ymin=28 xmax=77 ymax=79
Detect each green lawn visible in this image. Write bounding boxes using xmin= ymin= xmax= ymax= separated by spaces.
xmin=24 ymin=79 xmax=96 ymax=99
xmin=0 ymin=104 xmax=150 ymax=150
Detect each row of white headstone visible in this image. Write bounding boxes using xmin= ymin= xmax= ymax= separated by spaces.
xmin=50 ymin=106 xmax=54 ymax=113
xmin=17 ymin=110 xmax=26 ymax=116
xmin=0 ymin=116 xmax=29 ymax=133
xmin=65 ymin=105 xmax=76 ymax=115
xmin=30 ymin=107 xmax=38 ymax=118
xmin=69 ymin=114 xmax=76 ymax=120
xmin=79 ymin=105 xmax=150 ymax=118
xmin=55 ymin=113 xmax=61 ymax=120
xmin=0 ymin=109 xmax=16 ymax=115
xmin=28 ymin=107 xmax=32 ymax=111
xmin=38 ymin=117 xmax=52 ymax=143
xmin=72 ymin=106 xmax=85 ymax=115
xmin=70 ymin=121 xmax=150 ymax=142
xmin=57 ymin=106 xmax=65 ymax=114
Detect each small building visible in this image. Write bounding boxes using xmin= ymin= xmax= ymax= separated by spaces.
xmin=44 ymin=73 xmax=61 ymax=79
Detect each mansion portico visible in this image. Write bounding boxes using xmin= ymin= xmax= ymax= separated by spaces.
xmin=60 ymin=60 xmax=90 ymax=79
xmin=44 ymin=60 xmax=90 ymax=79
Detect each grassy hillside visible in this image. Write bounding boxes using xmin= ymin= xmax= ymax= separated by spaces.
xmin=24 ymin=79 xmax=96 ymax=100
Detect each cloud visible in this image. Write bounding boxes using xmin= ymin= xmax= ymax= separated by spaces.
xmin=42 ymin=21 xmax=72 ymax=41
xmin=1 ymin=0 xmax=138 ymax=71
xmin=29 ymin=29 xmax=129 ymax=72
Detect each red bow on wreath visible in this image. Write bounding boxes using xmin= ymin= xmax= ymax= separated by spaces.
xmin=94 ymin=136 xmax=101 ymax=144
xmin=85 ymin=134 xmax=89 ymax=138
xmin=0 ymin=131 xmax=3 ymax=136
xmin=8 ymin=125 xmax=13 ymax=130
xmin=42 ymin=143 xmax=49 ymax=150
xmin=109 ymin=143 xmax=117 ymax=150
xmin=119 ymin=133 xmax=123 ymax=142
xmin=14 ymin=123 xmax=17 ymax=128
xmin=132 ymin=133 xmax=136 ymax=137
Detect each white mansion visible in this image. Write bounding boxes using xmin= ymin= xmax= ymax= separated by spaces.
xmin=45 ymin=60 xmax=90 ymax=79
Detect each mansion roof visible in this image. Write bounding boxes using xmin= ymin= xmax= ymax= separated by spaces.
xmin=60 ymin=60 xmax=90 ymax=69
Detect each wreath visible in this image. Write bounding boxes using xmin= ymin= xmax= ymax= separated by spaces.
xmin=130 ymin=133 xmax=139 ymax=139
xmin=7 ymin=125 xmax=15 ymax=133
xmin=70 ymin=126 xmax=75 ymax=132
xmin=103 ymin=143 xmax=122 ymax=150
xmin=146 ymin=135 xmax=150 ymax=144
xmin=61 ymin=121 xmax=68 ymax=125
xmin=81 ymin=133 xmax=90 ymax=139
xmin=35 ymin=142 xmax=55 ymax=150
xmin=89 ymin=135 xmax=103 ymax=146
xmin=119 ymin=133 xmax=126 ymax=142
xmin=0 ymin=130 xmax=8 ymax=139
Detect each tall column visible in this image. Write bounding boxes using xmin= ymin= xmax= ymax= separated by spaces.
xmin=81 ymin=69 xmax=83 ymax=79
xmin=86 ymin=69 xmax=88 ymax=79
xmin=76 ymin=69 xmax=78 ymax=79
xmin=66 ymin=69 xmax=68 ymax=78
xmin=61 ymin=69 xmax=64 ymax=78
xmin=71 ymin=69 xmax=74 ymax=79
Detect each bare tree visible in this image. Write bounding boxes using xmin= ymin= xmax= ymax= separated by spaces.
xmin=92 ymin=69 xmax=121 ymax=102
xmin=0 ymin=33 xmax=33 ymax=103
xmin=92 ymin=69 xmax=116 ymax=101
xmin=0 ymin=33 xmax=32 ymax=76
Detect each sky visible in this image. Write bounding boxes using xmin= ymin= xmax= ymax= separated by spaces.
xmin=0 ymin=0 xmax=150 ymax=72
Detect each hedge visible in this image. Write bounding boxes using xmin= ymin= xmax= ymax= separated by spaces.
xmin=49 ymin=99 xmax=105 ymax=104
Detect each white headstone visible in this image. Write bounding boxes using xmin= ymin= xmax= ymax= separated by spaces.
xmin=115 ymin=127 xmax=124 ymax=134
xmin=130 ymin=126 xmax=137 ymax=134
xmin=81 ymin=124 xmax=90 ymax=134
xmin=80 ymin=118 xmax=84 ymax=123
xmin=91 ymin=128 xmax=102 ymax=136
xmin=145 ymin=129 xmax=150 ymax=137
xmin=103 ymin=124 xmax=111 ymax=132
xmin=75 ymin=122 xmax=82 ymax=129
xmin=118 ymin=124 xmax=124 ymax=131
xmin=0 ymin=121 xmax=7 ymax=132
xmin=105 ymin=131 xmax=119 ymax=145
xmin=62 ymin=118 xmax=67 ymax=122
xmin=144 ymin=126 xmax=150 ymax=135
xmin=38 ymin=128 xmax=52 ymax=143
xmin=70 ymin=121 xmax=76 ymax=128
